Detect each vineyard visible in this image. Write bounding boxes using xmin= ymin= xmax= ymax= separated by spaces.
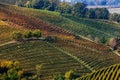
xmin=0 ymin=2 xmax=120 ymax=80
xmin=0 ymin=3 xmax=74 ymax=38
xmin=77 ymin=63 xmax=120 ymax=80
xmin=53 ymin=39 xmax=120 ymax=71
xmin=5 ymin=4 xmax=120 ymax=39
xmin=0 ymin=41 xmax=91 ymax=79
xmin=0 ymin=2 xmax=112 ymax=51
xmin=0 ymin=20 xmax=26 ymax=44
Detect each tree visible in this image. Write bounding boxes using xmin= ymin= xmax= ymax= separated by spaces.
xmin=33 ymin=30 xmax=41 ymax=38
xmin=94 ymin=37 xmax=99 ymax=43
xmin=65 ymin=70 xmax=79 ymax=80
xmin=24 ymin=30 xmax=32 ymax=38
xmin=57 ymin=2 xmax=72 ymax=14
xmin=109 ymin=13 xmax=120 ymax=22
xmin=86 ymin=8 xmax=95 ymax=18
xmin=12 ymin=31 xmax=23 ymax=41
xmin=87 ymin=34 xmax=93 ymax=40
xmin=94 ymin=8 xmax=109 ymax=19
xmin=100 ymin=37 xmax=107 ymax=44
xmin=47 ymin=0 xmax=59 ymax=11
xmin=15 ymin=0 xmax=24 ymax=7
xmin=25 ymin=1 xmax=32 ymax=8
xmin=31 ymin=0 xmax=45 ymax=9
xmin=0 ymin=60 xmax=24 ymax=80
xmin=72 ymin=2 xmax=87 ymax=17
xmin=36 ymin=64 xmax=42 ymax=80
xmin=109 ymin=38 xmax=117 ymax=50
xmin=54 ymin=74 xmax=65 ymax=80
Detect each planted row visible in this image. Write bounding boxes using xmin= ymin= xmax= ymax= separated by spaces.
xmin=77 ymin=64 xmax=120 ymax=80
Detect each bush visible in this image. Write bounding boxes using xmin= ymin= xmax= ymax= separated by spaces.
xmin=0 ymin=60 xmax=24 ymax=80
xmin=65 ymin=70 xmax=80 ymax=80
xmin=33 ymin=30 xmax=41 ymax=38
xmin=54 ymin=74 xmax=65 ymax=80
xmin=24 ymin=30 xmax=32 ymax=38
xmin=12 ymin=31 xmax=23 ymax=41
xmin=44 ymin=36 xmax=57 ymax=43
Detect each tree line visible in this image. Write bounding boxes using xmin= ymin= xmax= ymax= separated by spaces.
xmin=16 ymin=0 xmax=110 ymax=19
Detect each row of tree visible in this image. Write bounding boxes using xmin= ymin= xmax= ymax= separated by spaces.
xmin=12 ymin=30 xmax=41 ymax=41
xmin=16 ymin=0 xmax=110 ymax=19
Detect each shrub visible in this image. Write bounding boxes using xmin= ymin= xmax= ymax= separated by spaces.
xmin=65 ymin=70 xmax=80 ymax=80
xmin=24 ymin=30 xmax=32 ymax=38
xmin=12 ymin=31 xmax=23 ymax=41
xmin=109 ymin=38 xmax=117 ymax=50
xmin=0 ymin=60 xmax=24 ymax=80
xmin=44 ymin=36 xmax=57 ymax=43
xmin=54 ymin=74 xmax=65 ymax=80
xmin=33 ymin=30 xmax=41 ymax=38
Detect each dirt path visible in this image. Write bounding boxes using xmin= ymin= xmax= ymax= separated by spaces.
xmin=0 ymin=41 xmax=17 ymax=47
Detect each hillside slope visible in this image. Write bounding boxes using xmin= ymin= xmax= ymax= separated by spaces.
xmin=0 ymin=41 xmax=91 ymax=79
xmin=4 ymin=4 xmax=120 ymax=40
xmin=77 ymin=63 xmax=120 ymax=80
xmin=0 ymin=20 xmax=26 ymax=44
xmin=0 ymin=3 xmax=74 ymax=38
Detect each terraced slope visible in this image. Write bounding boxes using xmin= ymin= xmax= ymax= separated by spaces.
xmin=53 ymin=39 xmax=120 ymax=70
xmin=77 ymin=64 xmax=120 ymax=80
xmin=0 ymin=20 xmax=26 ymax=44
xmin=0 ymin=3 xmax=74 ymax=38
xmin=0 ymin=3 xmax=110 ymax=50
xmin=5 ymin=4 xmax=120 ymax=39
xmin=0 ymin=41 xmax=91 ymax=79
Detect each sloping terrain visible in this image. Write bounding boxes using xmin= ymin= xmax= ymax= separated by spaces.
xmin=5 ymin=4 xmax=120 ymax=40
xmin=77 ymin=63 xmax=120 ymax=80
xmin=53 ymin=39 xmax=120 ymax=70
xmin=0 ymin=3 xmax=111 ymax=50
xmin=0 ymin=3 xmax=74 ymax=39
xmin=0 ymin=41 xmax=91 ymax=79
xmin=0 ymin=20 xmax=26 ymax=44
xmin=0 ymin=2 xmax=120 ymax=80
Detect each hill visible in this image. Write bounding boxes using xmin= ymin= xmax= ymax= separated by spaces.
xmin=8 ymin=6 xmax=120 ymax=41
xmin=53 ymin=39 xmax=120 ymax=70
xmin=0 ymin=41 xmax=91 ymax=79
xmin=1 ymin=3 xmax=120 ymax=42
xmin=77 ymin=63 xmax=120 ymax=80
xmin=70 ymin=0 xmax=120 ymax=6
xmin=0 ymin=20 xmax=26 ymax=44
xmin=0 ymin=2 xmax=120 ymax=79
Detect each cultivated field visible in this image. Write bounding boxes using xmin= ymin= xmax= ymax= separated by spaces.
xmin=0 ymin=41 xmax=91 ymax=79
xmin=53 ymin=39 xmax=120 ymax=70
xmin=77 ymin=63 xmax=120 ymax=80
xmin=6 ymin=5 xmax=120 ymax=39
xmin=0 ymin=20 xmax=26 ymax=44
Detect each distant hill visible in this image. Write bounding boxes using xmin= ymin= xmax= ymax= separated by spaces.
xmin=70 ymin=0 xmax=120 ymax=6
xmin=1 ymin=0 xmax=120 ymax=7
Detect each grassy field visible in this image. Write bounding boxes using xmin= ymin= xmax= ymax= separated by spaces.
xmin=77 ymin=63 xmax=120 ymax=80
xmin=0 ymin=41 xmax=91 ymax=79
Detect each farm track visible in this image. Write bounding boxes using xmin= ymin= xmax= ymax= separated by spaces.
xmin=0 ymin=40 xmax=16 ymax=46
